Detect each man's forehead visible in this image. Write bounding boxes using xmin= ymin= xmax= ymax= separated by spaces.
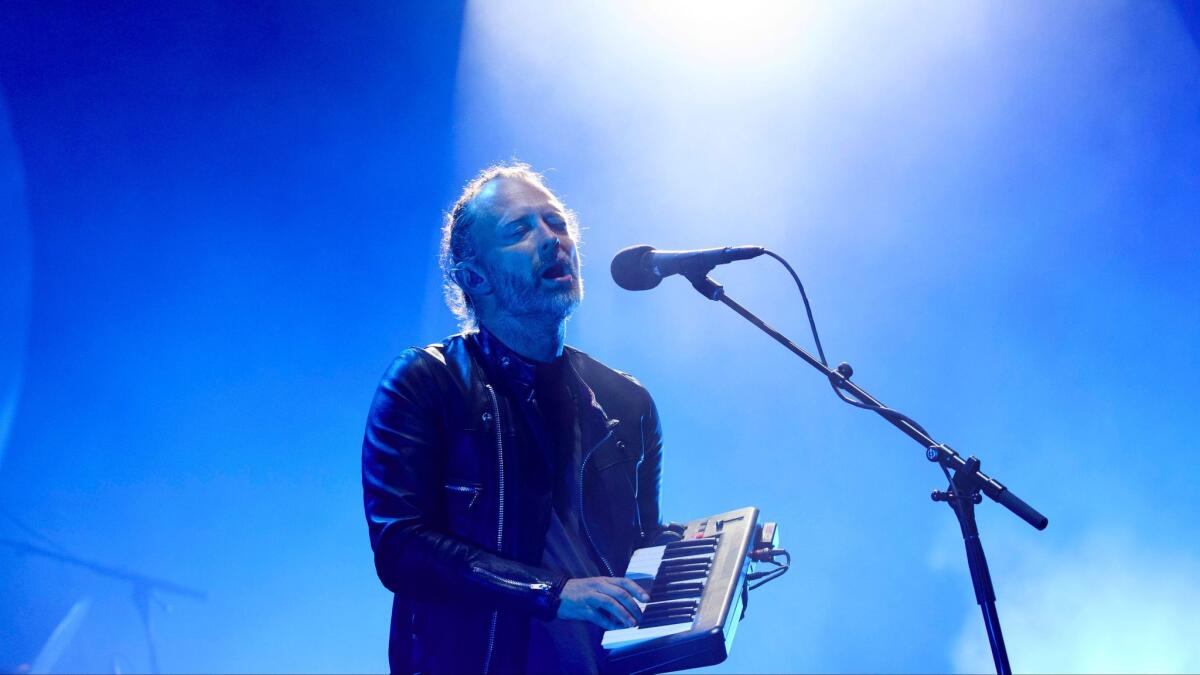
xmin=473 ymin=176 xmax=560 ymax=223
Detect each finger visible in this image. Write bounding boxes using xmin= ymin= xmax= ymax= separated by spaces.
xmin=598 ymin=580 xmax=644 ymax=621
xmin=583 ymin=605 xmax=623 ymax=631
xmin=592 ymin=593 xmax=637 ymax=628
xmin=610 ymin=576 xmax=651 ymax=603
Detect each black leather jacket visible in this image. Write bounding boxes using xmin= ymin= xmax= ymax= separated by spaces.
xmin=362 ymin=331 xmax=664 ymax=673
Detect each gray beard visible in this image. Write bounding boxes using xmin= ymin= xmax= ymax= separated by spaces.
xmin=489 ymin=265 xmax=584 ymax=323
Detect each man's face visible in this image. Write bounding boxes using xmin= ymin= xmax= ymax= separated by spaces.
xmin=469 ymin=176 xmax=583 ymax=322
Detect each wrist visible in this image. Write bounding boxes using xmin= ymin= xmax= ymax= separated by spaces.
xmin=548 ymin=573 xmax=570 ymax=617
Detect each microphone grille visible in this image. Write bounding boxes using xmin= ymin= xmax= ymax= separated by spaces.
xmin=610 ymin=245 xmax=661 ymax=291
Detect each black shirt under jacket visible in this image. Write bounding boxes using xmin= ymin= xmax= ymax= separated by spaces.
xmin=473 ymin=328 xmax=605 ymax=673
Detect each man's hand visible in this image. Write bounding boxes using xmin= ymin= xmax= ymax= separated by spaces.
xmin=557 ymin=577 xmax=650 ymax=629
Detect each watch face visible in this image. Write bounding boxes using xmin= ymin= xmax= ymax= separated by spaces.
xmin=0 ymin=93 xmax=33 ymax=466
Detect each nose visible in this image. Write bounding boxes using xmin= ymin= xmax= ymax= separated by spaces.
xmin=537 ymin=221 xmax=564 ymax=258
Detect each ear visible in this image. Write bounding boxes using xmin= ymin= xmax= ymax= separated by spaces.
xmin=456 ymin=261 xmax=492 ymax=296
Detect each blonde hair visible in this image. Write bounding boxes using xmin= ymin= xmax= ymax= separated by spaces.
xmin=439 ymin=163 xmax=580 ymax=330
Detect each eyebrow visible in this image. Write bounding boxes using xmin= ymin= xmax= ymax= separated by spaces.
xmin=497 ymin=208 xmax=566 ymax=230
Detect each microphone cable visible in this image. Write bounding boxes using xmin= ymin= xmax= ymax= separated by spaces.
xmin=764 ymin=250 xmax=976 ymax=519
xmin=761 ymin=249 xmax=931 ymax=438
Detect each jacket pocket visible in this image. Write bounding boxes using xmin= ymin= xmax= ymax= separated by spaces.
xmin=444 ymin=482 xmax=483 ymax=510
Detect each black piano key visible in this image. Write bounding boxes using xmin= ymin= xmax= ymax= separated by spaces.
xmin=641 ymin=604 xmax=697 ymax=618
xmin=638 ymin=614 xmax=697 ymax=629
xmin=662 ymin=555 xmax=713 ymax=566
xmin=650 ymin=580 xmax=703 ymax=594
xmin=665 ymin=536 xmax=719 ymax=549
xmin=654 ymin=577 xmax=704 ymax=588
xmin=662 ymin=559 xmax=715 ymax=569
xmin=649 ymin=586 xmax=703 ymax=598
xmin=656 ymin=567 xmax=710 ymax=579
xmin=660 ymin=559 xmax=710 ymax=570
xmin=659 ymin=559 xmax=708 ymax=568
xmin=642 ymin=599 xmax=697 ymax=612
xmin=662 ymin=550 xmax=716 ymax=562
xmin=662 ymin=544 xmax=717 ymax=559
xmin=663 ymin=544 xmax=717 ymax=552
xmin=662 ymin=547 xmax=716 ymax=557
xmin=655 ymin=571 xmax=707 ymax=585
xmin=659 ymin=559 xmax=712 ymax=571
xmin=664 ymin=538 xmax=719 ymax=551
xmin=663 ymin=548 xmax=715 ymax=558
xmin=641 ymin=606 xmax=696 ymax=620
xmin=657 ymin=569 xmax=709 ymax=581
xmin=655 ymin=588 xmax=703 ymax=601
xmin=640 ymin=612 xmax=695 ymax=626
xmin=667 ymin=538 xmax=710 ymax=550
xmin=664 ymin=543 xmax=716 ymax=553
xmin=641 ymin=608 xmax=695 ymax=621
xmin=643 ymin=602 xmax=695 ymax=613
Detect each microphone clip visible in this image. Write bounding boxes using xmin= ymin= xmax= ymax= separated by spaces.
xmin=684 ymin=270 xmax=725 ymax=301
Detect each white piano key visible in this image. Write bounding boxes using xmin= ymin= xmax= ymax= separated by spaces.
xmin=624 ymin=545 xmax=665 ymax=583
xmin=601 ymin=621 xmax=693 ymax=652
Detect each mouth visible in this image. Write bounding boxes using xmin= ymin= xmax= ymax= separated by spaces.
xmin=540 ymin=261 xmax=574 ymax=284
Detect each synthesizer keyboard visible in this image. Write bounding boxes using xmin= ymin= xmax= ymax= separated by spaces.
xmin=602 ymin=506 xmax=778 ymax=674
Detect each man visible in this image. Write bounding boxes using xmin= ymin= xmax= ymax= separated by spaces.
xmin=363 ymin=164 xmax=674 ymax=674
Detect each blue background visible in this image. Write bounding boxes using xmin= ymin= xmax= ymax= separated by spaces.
xmin=1 ymin=1 xmax=1197 ymax=673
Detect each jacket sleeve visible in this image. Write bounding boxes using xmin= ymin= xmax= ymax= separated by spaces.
xmin=362 ymin=348 xmax=566 ymax=619
xmin=636 ymin=391 xmax=666 ymax=546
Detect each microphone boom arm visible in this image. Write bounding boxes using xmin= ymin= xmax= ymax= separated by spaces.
xmin=681 ymin=269 xmax=1045 ymax=675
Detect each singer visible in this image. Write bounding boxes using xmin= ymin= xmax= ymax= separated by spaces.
xmin=362 ymin=163 xmax=674 ymax=674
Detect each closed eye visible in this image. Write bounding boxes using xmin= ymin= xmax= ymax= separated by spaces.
xmin=545 ymin=215 xmax=568 ymax=233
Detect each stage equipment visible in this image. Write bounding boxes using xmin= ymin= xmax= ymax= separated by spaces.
xmin=610 ymin=245 xmax=764 ymax=290
xmin=0 ymin=536 xmax=206 ymax=674
xmin=602 ymin=507 xmax=786 ymax=674
xmin=610 ymin=244 xmax=1048 ymax=675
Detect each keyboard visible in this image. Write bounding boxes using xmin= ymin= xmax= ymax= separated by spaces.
xmin=602 ymin=506 xmax=768 ymax=674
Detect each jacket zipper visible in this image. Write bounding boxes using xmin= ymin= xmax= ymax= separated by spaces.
xmin=471 ymin=565 xmax=552 ymax=593
xmin=482 ymin=384 xmax=503 ymax=675
xmin=443 ymin=483 xmax=481 ymax=509
xmin=578 ymin=424 xmax=618 ymax=577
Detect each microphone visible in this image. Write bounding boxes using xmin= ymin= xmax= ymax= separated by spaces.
xmin=610 ymin=244 xmax=765 ymax=291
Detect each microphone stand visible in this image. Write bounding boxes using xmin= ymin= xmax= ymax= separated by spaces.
xmin=681 ymin=271 xmax=1047 ymax=675
xmin=0 ymin=537 xmax=206 ymax=674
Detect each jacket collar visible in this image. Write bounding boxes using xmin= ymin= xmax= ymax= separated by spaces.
xmin=474 ymin=326 xmax=542 ymax=401
xmin=564 ymin=352 xmax=618 ymax=433
xmin=472 ymin=327 xmax=617 ymax=434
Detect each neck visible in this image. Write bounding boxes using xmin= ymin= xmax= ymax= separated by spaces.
xmin=479 ymin=313 xmax=566 ymax=363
